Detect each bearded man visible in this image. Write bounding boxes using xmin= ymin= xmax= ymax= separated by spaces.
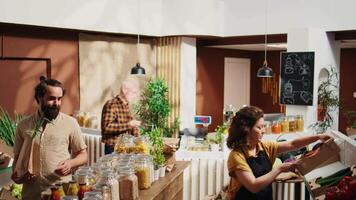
xmin=12 ymin=76 xmax=88 ymax=199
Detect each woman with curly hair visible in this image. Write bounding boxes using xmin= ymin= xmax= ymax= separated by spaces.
xmin=226 ymin=106 xmax=330 ymax=200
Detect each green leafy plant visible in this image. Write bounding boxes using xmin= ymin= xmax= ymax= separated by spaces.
xmin=0 ymin=107 xmax=24 ymax=147
xmin=310 ymin=66 xmax=340 ymax=133
xmin=214 ymin=124 xmax=227 ymax=144
xmin=147 ymin=128 xmax=165 ymax=168
xmin=344 ymin=110 xmax=356 ymax=129
xmin=135 ymin=78 xmax=180 ymax=137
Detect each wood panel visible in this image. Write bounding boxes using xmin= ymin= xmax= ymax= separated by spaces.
xmin=0 ymin=24 xmax=79 ymax=116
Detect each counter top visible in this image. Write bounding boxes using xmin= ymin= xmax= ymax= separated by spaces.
xmin=139 ymin=161 xmax=190 ymax=200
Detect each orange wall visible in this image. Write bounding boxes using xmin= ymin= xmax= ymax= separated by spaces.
xmin=0 ymin=24 xmax=79 ymax=116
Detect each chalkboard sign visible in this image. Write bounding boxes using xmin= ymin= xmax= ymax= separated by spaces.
xmin=280 ymin=52 xmax=314 ymax=105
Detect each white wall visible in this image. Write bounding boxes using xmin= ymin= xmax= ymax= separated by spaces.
xmin=2 ymin=0 xmax=356 ymax=36
xmin=180 ymin=37 xmax=197 ymax=129
xmin=286 ymin=28 xmax=340 ymax=131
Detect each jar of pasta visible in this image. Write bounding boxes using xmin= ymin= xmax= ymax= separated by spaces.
xmin=135 ymin=159 xmax=151 ymax=189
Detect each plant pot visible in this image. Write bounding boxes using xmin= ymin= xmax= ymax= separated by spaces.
xmin=159 ymin=166 xmax=166 ymax=177
xmin=346 ymin=127 xmax=356 ymax=136
xmin=317 ymin=104 xmax=326 ymax=121
xmin=210 ymin=143 xmax=220 ymax=152
xmin=154 ymin=169 xmax=160 ymax=181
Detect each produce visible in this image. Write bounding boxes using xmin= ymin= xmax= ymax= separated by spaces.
xmin=0 ymin=107 xmax=23 ymax=147
xmin=316 ymin=167 xmax=352 ymax=186
xmin=11 ymin=183 xmax=23 ymax=200
xmin=325 ymin=176 xmax=356 ymax=200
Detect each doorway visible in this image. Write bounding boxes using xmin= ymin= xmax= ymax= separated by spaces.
xmin=224 ymin=58 xmax=251 ymax=110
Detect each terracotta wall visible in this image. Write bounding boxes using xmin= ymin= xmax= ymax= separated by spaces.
xmin=0 ymin=24 xmax=79 ymax=117
xmin=196 ymin=47 xmax=282 ymax=131
xmin=339 ymin=48 xmax=356 ymax=132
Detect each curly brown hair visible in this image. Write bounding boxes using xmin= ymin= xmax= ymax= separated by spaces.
xmin=226 ymin=106 xmax=264 ymax=150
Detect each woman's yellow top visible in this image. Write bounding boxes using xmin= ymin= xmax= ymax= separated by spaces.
xmin=226 ymin=141 xmax=278 ymax=199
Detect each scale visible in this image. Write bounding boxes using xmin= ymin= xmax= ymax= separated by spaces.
xmin=194 ymin=115 xmax=212 ymax=127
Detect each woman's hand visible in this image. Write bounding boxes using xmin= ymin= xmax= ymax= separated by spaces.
xmin=318 ymin=133 xmax=333 ymax=142
xmin=278 ymin=162 xmax=296 ymax=173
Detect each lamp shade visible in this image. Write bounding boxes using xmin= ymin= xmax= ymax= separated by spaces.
xmin=257 ymin=60 xmax=273 ymax=77
xmin=131 ymin=63 xmax=146 ymax=75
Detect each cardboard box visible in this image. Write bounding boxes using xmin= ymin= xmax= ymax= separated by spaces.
xmin=295 ymin=139 xmax=340 ymax=175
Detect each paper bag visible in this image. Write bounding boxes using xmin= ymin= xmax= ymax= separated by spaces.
xmin=163 ymin=137 xmax=179 ymax=172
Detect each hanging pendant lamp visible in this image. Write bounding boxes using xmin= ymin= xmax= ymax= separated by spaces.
xmin=257 ymin=0 xmax=273 ymax=78
xmin=131 ymin=62 xmax=146 ymax=75
xmin=130 ymin=31 xmax=146 ymax=75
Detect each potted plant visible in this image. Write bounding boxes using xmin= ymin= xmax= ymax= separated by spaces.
xmin=135 ymin=78 xmax=180 ymax=137
xmin=147 ymin=128 xmax=166 ymax=179
xmin=310 ymin=66 xmax=340 ymax=133
xmin=344 ymin=110 xmax=356 ymax=135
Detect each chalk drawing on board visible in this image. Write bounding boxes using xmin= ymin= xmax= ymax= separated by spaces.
xmin=280 ymin=52 xmax=314 ymax=105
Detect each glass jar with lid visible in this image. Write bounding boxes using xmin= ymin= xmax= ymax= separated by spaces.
xmin=280 ymin=116 xmax=289 ymax=133
xmin=50 ymin=185 xmax=62 ymax=200
xmin=94 ymin=170 xmax=119 ymax=200
xmin=288 ymin=116 xmax=296 ymax=132
xmin=74 ymin=170 xmax=96 ymax=187
xmin=54 ymin=183 xmax=65 ymax=198
xmin=264 ymin=121 xmax=272 ymax=134
xmin=61 ymin=196 xmax=79 ymax=200
xmin=83 ymin=191 xmax=103 ymax=200
xmin=66 ymin=180 xmax=79 ymax=196
xmin=135 ymin=158 xmax=151 ymax=189
xmin=296 ymin=115 xmax=304 ymax=132
xmin=118 ymin=166 xmax=139 ymax=200
xmin=271 ymin=121 xmax=281 ymax=134
xmin=133 ymin=136 xmax=150 ymax=155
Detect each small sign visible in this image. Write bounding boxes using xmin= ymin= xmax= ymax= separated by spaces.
xmin=194 ymin=116 xmax=212 ymax=125
xmin=280 ymin=52 xmax=314 ymax=105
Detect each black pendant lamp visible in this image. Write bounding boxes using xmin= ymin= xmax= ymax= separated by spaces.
xmin=130 ymin=33 xmax=146 ymax=75
xmin=257 ymin=60 xmax=273 ymax=77
xmin=131 ymin=62 xmax=146 ymax=75
xmin=257 ymin=0 xmax=273 ymax=78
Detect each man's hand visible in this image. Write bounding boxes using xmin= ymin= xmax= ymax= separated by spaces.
xmin=278 ymin=162 xmax=296 ymax=173
xmin=55 ymin=160 xmax=73 ymax=176
xmin=318 ymin=133 xmax=333 ymax=142
xmin=129 ymin=119 xmax=141 ymax=127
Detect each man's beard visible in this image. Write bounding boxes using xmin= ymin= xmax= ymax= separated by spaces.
xmin=41 ymin=105 xmax=60 ymax=120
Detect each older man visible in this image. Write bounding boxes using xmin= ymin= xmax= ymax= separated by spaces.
xmin=12 ymin=76 xmax=88 ymax=199
xmin=101 ymin=80 xmax=141 ymax=154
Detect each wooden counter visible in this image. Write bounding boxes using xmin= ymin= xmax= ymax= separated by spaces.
xmin=139 ymin=161 xmax=190 ymax=200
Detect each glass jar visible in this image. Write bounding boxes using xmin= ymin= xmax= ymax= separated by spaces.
xmin=90 ymin=116 xmax=99 ymax=129
xmin=271 ymin=121 xmax=281 ymax=134
xmin=55 ymin=183 xmax=65 ymax=198
xmin=83 ymin=191 xmax=103 ymax=200
xmin=61 ymin=196 xmax=79 ymax=200
xmin=50 ymin=186 xmax=62 ymax=200
xmin=118 ymin=166 xmax=139 ymax=200
xmin=78 ymin=183 xmax=92 ymax=200
xmin=296 ymin=115 xmax=304 ymax=132
xmin=133 ymin=136 xmax=150 ymax=155
xmin=95 ymin=170 xmax=119 ymax=200
xmin=288 ymin=116 xmax=296 ymax=132
xmin=135 ymin=159 xmax=151 ymax=189
xmin=264 ymin=121 xmax=272 ymax=134
xmin=66 ymin=181 xmax=79 ymax=196
xmin=74 ymin=170 xmax=96 ymax=187
xmin=280 ymin=117 xmax=289 ymax=133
